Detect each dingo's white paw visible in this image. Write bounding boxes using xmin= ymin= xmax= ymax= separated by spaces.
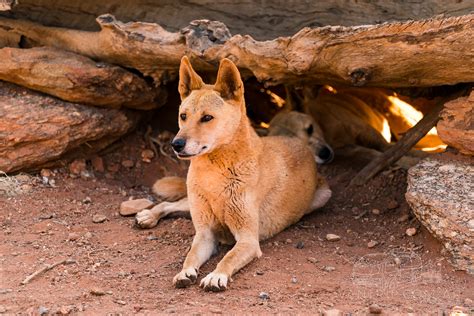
xmin=135 ymin=209 xmax=159 ymax=229
xmin=200 ymin=272 xmax=228 ymax=292
xmin=173 ymin=267 xmax=197 ymax=288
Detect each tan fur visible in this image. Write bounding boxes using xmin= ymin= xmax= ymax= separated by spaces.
xmin=152 ymin=176 xmax=187 ymax=201
xmin=170 ymin=57 xmax=330 ymax=291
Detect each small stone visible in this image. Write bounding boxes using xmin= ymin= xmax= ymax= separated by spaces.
xmin=40 ymin=169 xmax=52 ymax=178
xmin=307 ymin=257 xmax=318 ymax=264
xmin=114 ymin=300 xmax=126 ymax=305
xmin=67 ymin=232 xmax=80 ymax=241
xmin=92 ymin=214 xmax=107 ymax=223
xmin=121 ymin=160 xmax=134 ymax=168
xmin=147 ymin=235 xmax=159 ymax=241
xmin=90 ymin=288 xmax=106 ymax=296
xmin=322 ymin=266 xmax=336 ymax=272
xmin=39 ymin=213 xmax=54 ymax=220
xmin=285 ymin=238 xmax=292 ymax=244
xmin=210 ymin=308 xmax=222 ymax=314
xmin=255 ymin=271 xmax=264 ymax=275
xmin=107 ymin=163 xmax=120 ymax=173
xmin=394 ymin=257 xmax=402 ymax=266
xmin=91 ymin=156 xmax=105 ymax=173
xmin=259 ymin=292 xmax=270 ymax=300
xmin=39 ymin=306 xmax=49 ymax=315
xmin=69 ymin=159 xmax=87 ymax=175
xmin=120 ymin=199 xmax=154 ymax=216
xmin=326 ymin=234 xmax=341 ymax=242
xmin=367 ymin=240 xmax=379 ymax=248
xmin=369 ymin=303 xmax=382 ymax=314
xmin=0 ymin=288 xmax=12 ymax=294
xmin=371 ymin=208 xmax=381 ymax=215
xmin=323 ymin=309 xmax=343 ymax=316
xmin=291 ymin=276 xmax=297 ymax=284
xmin=57 ymin=305 xmax=74 ymax=315
xmin=0 ymin=305 xmax=6 ymax=313
xmin=295 ymin=241 xmax=305 ymax=249
xmin=386 ymin=199 xmax=399 ymax=210
xmin=82 ymin=197 xmax=92 ymax=204
xmin=141 ymin=149 xmax=155 ymax=163
xmin=467 ymin=219 xmax=474 ymax=229
xmin=464 ymin=298 xmax=473 ymax=305
xmin=397 ymin=214 xmax=410 ymax=223
xmin=406 ymin=227 xmax=417 ymax=236
xmin=84 ymin=232 xmax=93 ymax=239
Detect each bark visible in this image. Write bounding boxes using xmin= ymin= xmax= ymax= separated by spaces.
xmin=0 ymin=14 xmax=472 ymax=87
xmin=437 ymin=90 xmax=474 ymax=156
xmin=0 ymin=81 xmax=140 ymax=173
xmin=0 ymin=47 xmax=162 ymax=110
xmin=1 ymin=0 xmax=472 ymax=40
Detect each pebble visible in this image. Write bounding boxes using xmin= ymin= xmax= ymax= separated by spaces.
xmin=323 ymin=309 xmax=343 ymax=316
xmin=387 ymin=199 xmax=399 ymax=210
xmin=0 ymin=305 xmax=6 ymax=313
xmin=467 ymin=219 xmax=474 ymax=229
xmin=90 ymin=288 xmax=106 ymax=296
xmin=291 ymin=276 xmax=297 ymax=284
xmin=326 ymin=234 xmax=341 ymax=242
xmin=82 ymin=197 xmax=92 ymax=204
xmin=67 ymin=232 xmax=80 ymax=241
xmin=39 ymin=306 xmax=49 ymax=315
xmin=369 ymin=303 xmax=382 ymax=314
xmin=322 ymin=266 xmax=336 ymax=272
xmin=397 ymin=213 xmax=410 ymax=223
xmin=121 ymin=160 xmax=134 ymax=168
xmin=92 ymin=214 xmax=107 ymax=223
xmin=91 ymin=156 xmax=105 ymax=173
xmin=367 ymin=240 xmax=379 ymax=248
xmin=464 ymin=298 xmax=473 ymax=305
xmin=120 ymin=199 xmax=154 ymax=216
xmin=285 ymin=238 xmax=292 ymax=244
xmin=371 ymin=208 xmax=381 ymax=215
xmin=40 ymin=169 xmax=52 ymax=178
xmin=114 ymin=300 xmax=126 ymax=305
xmin=307 ymin=257 xmax=318 ymax=264
xmin=0 ymin=288 xmax=12 ymax=294
xmin=406 ymin=227 xmax=417 ymax=236
xmin=107 ymin=163 xmax=120 ymax=173
xmin=295 ymin=241 xmax=305 ymax=249
xmin=69 ymin=159 xmax=87 ymax=175
xmin=141 ymin=149 xmax=155 ymax=163
xmin=259 ymin=292 xmax=270 ymax=300
xmin=394 ymin=257 xmax=402 ymax=266
xmin=255 ymin=271 xmax=264 ymax=275
xmin=147 ymin=235 xmax=159 ymax=241
xmin=84 ymin=232 xmax=93 ymax=239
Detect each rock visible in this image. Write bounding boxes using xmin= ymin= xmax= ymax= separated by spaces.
xmin=326 ymin=234 xmax=341 ymax=242
xmin=40 ymin=169 xmax=53 ymax=178
xmin=69 ymin=159 xmax=87 ymax=175
xmin=437 ymin=90 xmax=474 ymax=155
xmin=121 ymin=160 xmax=134 ymax=168
xmin=367 ymin=240 xmax=379 ymax=248
xmin=371 ymin=208 xmax=381 ymax=215
xmin=406 ymin=157 xmax=474 ymax=273
xmin=464 ymin=298 xmax=473 ymax=305
xmin=39 ymin=306 xmax=49 ymax=315
xmin=120 ymin=198 xmax=154 ymax=216
xmin=386 ymin=199 xmax=399 ymax=210
xmin=397 ymin=213 xmax=410 ymax=223
xmin=84 ymin=232 xmax=93 ymax=239
xmin=323 ymin=309 xmax=343 ymax=316
xmin=91 ymin=156 xmax=105 ymax=173
xmin=0 ymin=305 xmax=6 ymax=313
xmin=90 ymin=288 xmax=106 ymax=296
xmin=405 ymin=227 xmax=417 ymax=237
xmin=295 ymin=241 xmax=305 ymax=249
xmin=0 ymin=288 xmax=12 ymax=294
xmin=258 ymin=292 xmax=270 ymax=300
xmin=82 ymin=197 xmax=92 ymax=204
xmin=141 ymin=149 xmax=155 ymax=163
xmin=291 ymin=276 xmax=297 ymax=284
xmin=322 ymin=266 xmax=336 ymax=272
xmin=0 ymin=47 xmax=159 ymax=110
xmin=67 ymin=232 xmax=80 ymax=241
xmin=0 ymin=81 xmax=140 ymax=173
xmin=307 ymin=257 xmax=318 ymax=264
xmin=369 ymin=303 xmax=382 ymax=314
xmin=92 ymin=214 xmax=107 ymax=223
xmin=255 ymin=270 xmax=264 ymax=275
xmin=468 ymin=219 xmax=474 ymax=230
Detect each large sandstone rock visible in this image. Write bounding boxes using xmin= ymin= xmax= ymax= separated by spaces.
xmin=0 ymin=81 xmax=140 ymax=173
xmin=437 ymin=90 xmax=474 ymax=156
xmin=0 ymin=47 xmax=161 ymax=110
xmin=406 ymin=158 xmax=474 ymax=274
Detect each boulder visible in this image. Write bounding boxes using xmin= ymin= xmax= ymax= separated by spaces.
xmin=120 ymin=199 xmax=154 ymax=216
xmin=406 ymin=157 xmax=474 ymax=273
xmin=437 ymin=90 xmax=474 ymax=156
xmin=0 ymin=81 xmax=140 ymax=173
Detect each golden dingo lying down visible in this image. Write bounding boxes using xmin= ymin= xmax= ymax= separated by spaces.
xmin=166 ymin=57 xmax=330 ymax=291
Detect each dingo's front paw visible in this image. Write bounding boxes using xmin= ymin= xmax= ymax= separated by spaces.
xmin=200 ymin=272 xmax=228 ymax=292
xmin=173 ymin=267 xmax=197 ymax=288
xmin=135 ymin=209 xmax=159 ymax=229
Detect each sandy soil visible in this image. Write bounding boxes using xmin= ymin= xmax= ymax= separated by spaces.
xmin=1 ymin=133 xmax=473 ymax=315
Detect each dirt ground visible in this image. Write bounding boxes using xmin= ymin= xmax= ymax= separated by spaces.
xmin=1 ymin=132 xmax=473 ymax=315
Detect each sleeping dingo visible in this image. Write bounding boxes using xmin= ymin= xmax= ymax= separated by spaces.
xmin=169 ymin=57 xmax=331 ymax=291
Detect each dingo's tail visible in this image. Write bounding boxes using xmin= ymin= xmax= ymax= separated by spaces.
xmin=152 ymin=176 xmax=187 ymax=201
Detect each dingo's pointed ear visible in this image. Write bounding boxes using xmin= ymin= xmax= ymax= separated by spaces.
xmin=178 ymin=56 xmax=204 ymax=100
xmin=214 ymin=58 xmax=243 ymax=102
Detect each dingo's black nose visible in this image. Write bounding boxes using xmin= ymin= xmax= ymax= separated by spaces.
xmin=171 ymin=138 xmax=186 ymax=153
xmin=318 ymin=145 xmax=334 ymax=163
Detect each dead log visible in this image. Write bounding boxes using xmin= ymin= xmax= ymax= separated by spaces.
xmin=1 ymin=0 xmax=472 ymax=40
xmin=0 ymin=81 xmax=140 ymax=173
xmin=0 ymin=47 xmax=162 ymax=110
xmin=437 ymin=90 xmax=474 ymax=156
xmin=0 ymin=14 xmax=472 ymax=87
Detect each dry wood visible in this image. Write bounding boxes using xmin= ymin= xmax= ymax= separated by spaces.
xmin=2 ymin=0 xmax=472 ymax=40
xmin=0 ymin=14 xmax=472 ymax=87
xmin=350 ymin=93 xmax=464 ymax=186
xmin=0 ymin=47 xmax=161 ymax=109
xmin=21 ymin=258 xmax=76 ymax=285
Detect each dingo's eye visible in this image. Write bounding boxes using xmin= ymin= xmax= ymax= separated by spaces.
xmin=306 ymin=124 xmax=314 ymax=136
xmin=180 ymin=113 xmax=187 ymax=121
xmin=200 ymin=115 xmax=214 ymax=123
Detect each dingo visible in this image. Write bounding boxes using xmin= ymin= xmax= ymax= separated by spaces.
xmin=167 ymin=57 xmax=330 ymax=291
